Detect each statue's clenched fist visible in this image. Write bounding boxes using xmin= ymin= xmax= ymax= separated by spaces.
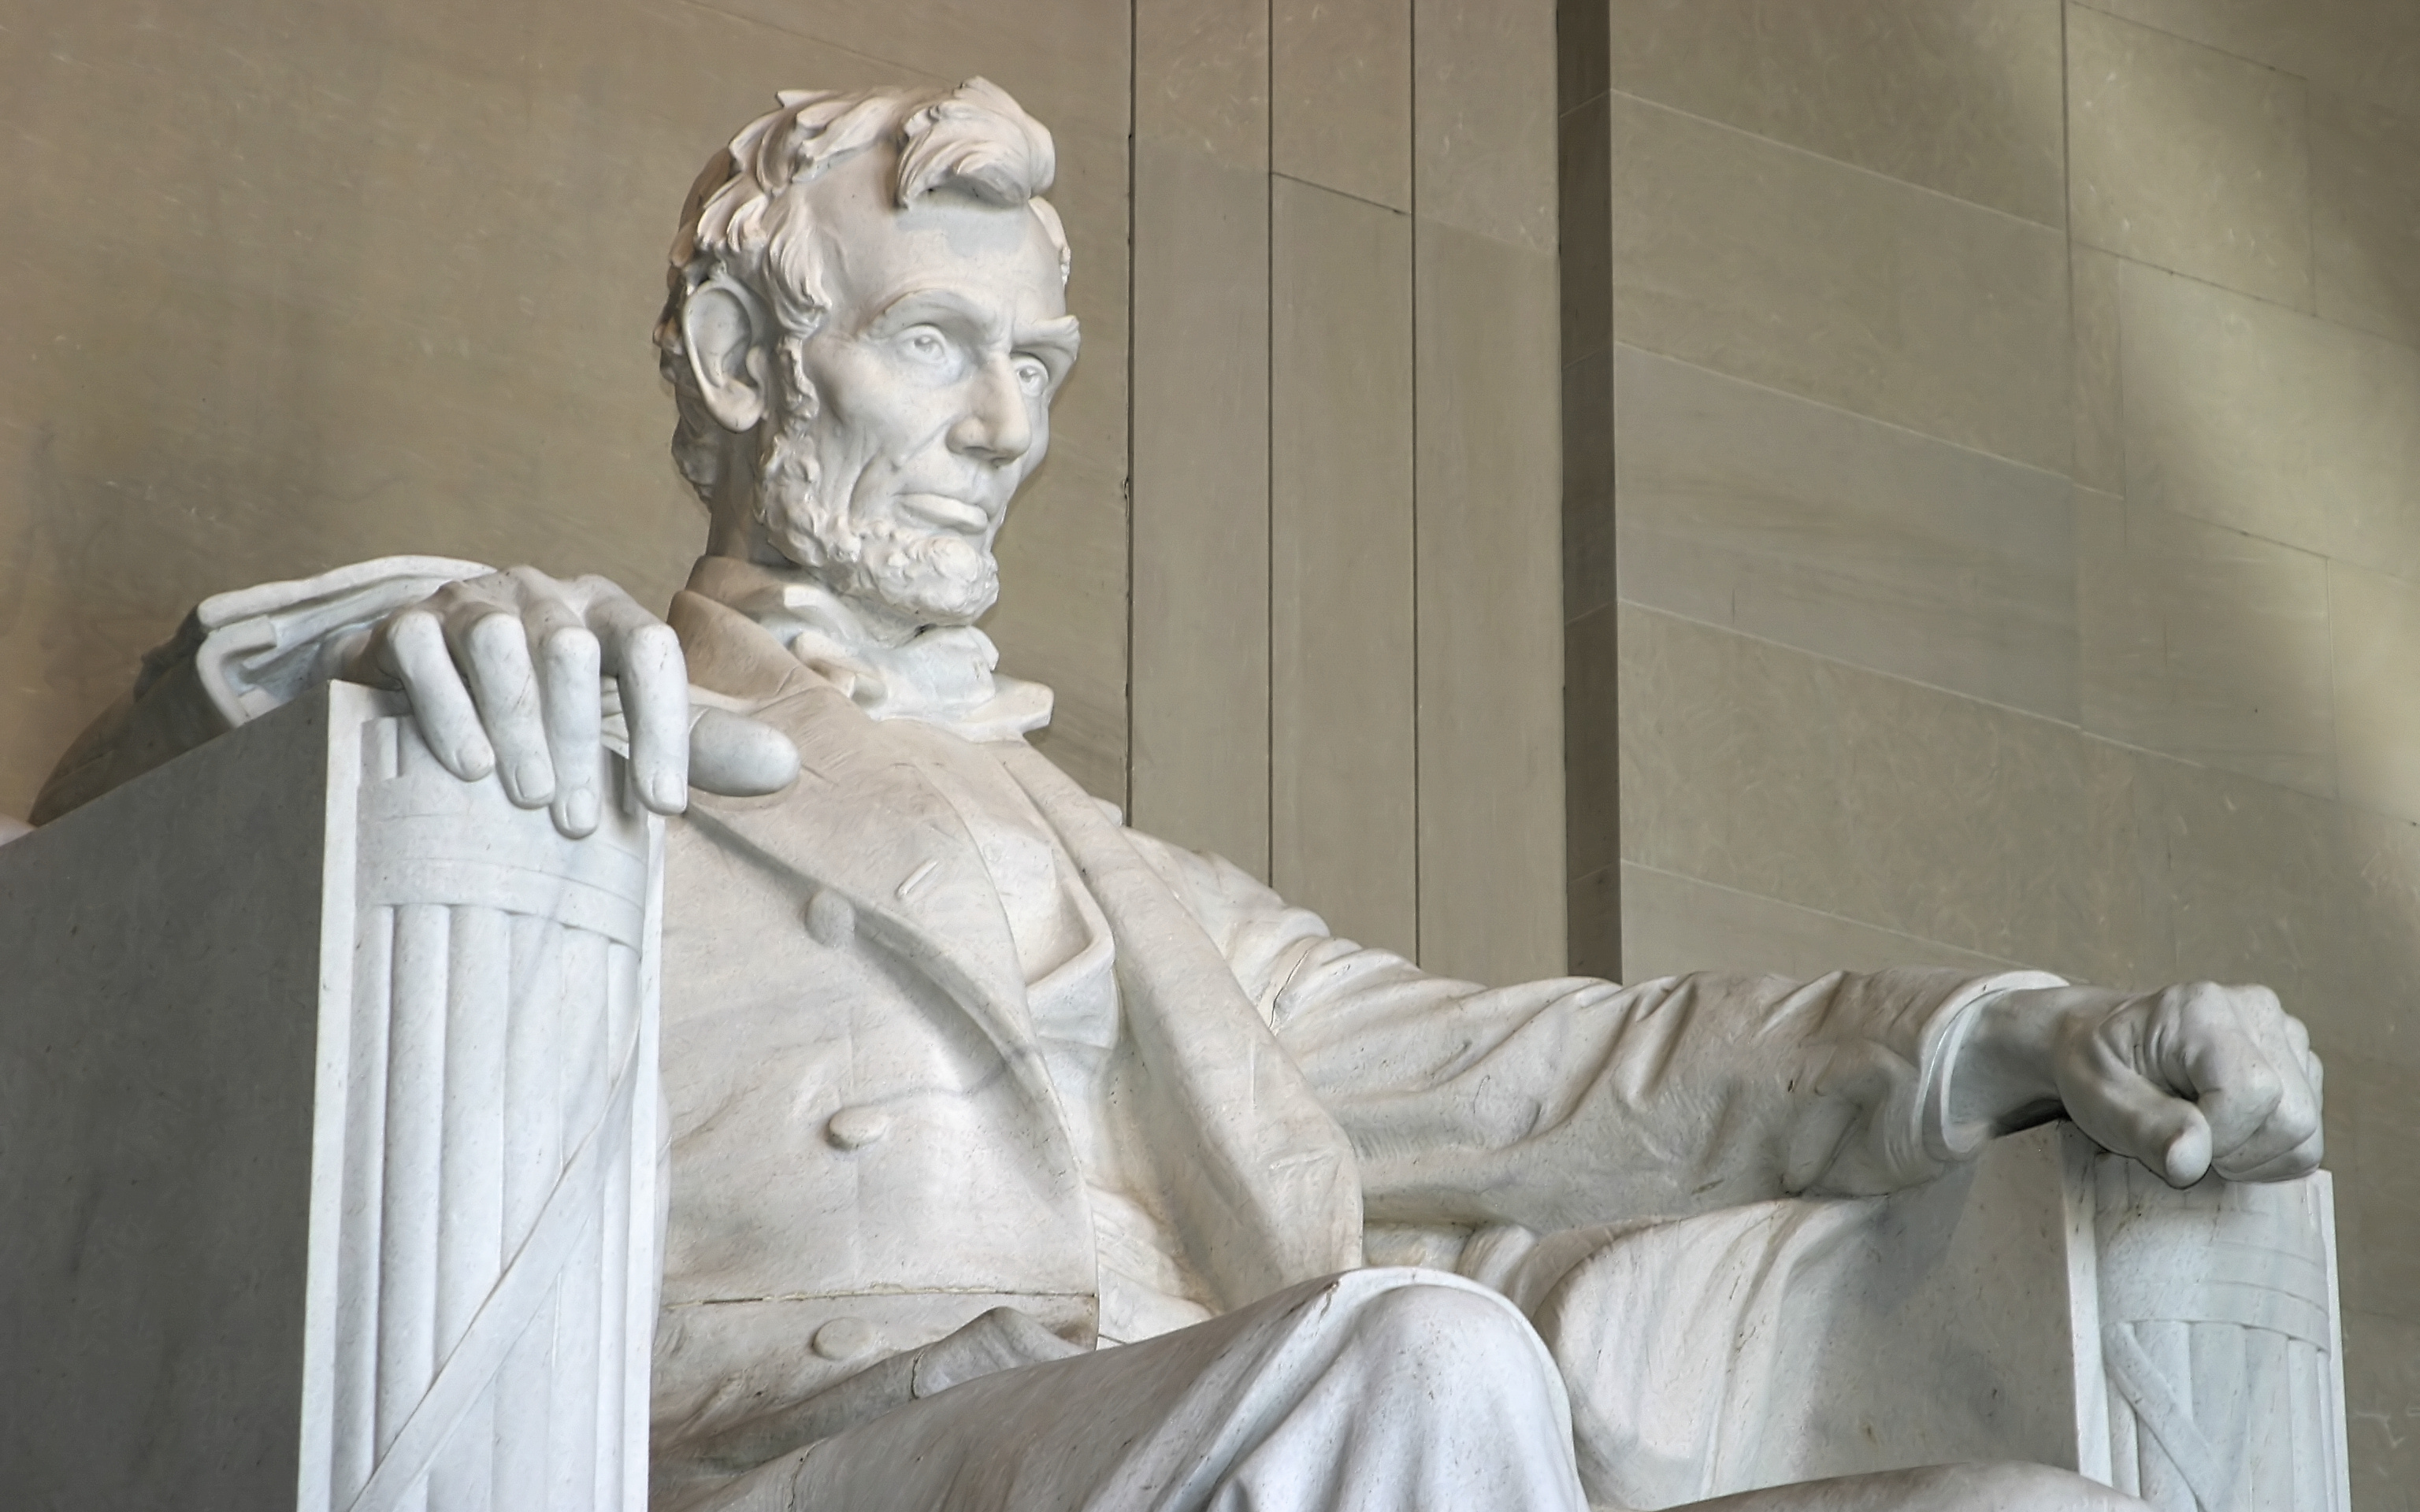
xmin=347 ymin=566 xmax=793 ymax=838
xmin=1955 ymin=980 xmax=2323 ymax=1187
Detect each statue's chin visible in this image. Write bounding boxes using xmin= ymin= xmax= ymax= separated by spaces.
xmin=772 ymin=525 xmax=1001 ymax=630
xmin=880 ymin=580 xmax=997 ymax=628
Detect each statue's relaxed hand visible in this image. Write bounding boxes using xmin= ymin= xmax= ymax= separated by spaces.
xmin=349 ymin=565 xmax=794 ymax=838
xmin=1953 ymin=981 xmax=2324 ymax=1188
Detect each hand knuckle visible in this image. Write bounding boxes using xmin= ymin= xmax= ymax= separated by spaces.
xmin=465 ymin=606 xmax=524 ymax=646
xmin=630 ymin=621 xmax=681 ymax=662
xmin=388 ymin=604 xmax=441 ymax=643
xmin=543 ymin=624 xmax=600 ymax=665
xmin=2170 ymin=985 xmax=2222 ymax=1028
xmin=2162 ymin=982 xmax=2213 ymax=1020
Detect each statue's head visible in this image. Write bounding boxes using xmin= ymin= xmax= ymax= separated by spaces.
xmin=657 ymin=80 xmax=1078 ymax=628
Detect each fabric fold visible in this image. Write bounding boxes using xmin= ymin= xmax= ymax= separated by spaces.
xmin=999 ymin=742 xmax=1364 ymax=1307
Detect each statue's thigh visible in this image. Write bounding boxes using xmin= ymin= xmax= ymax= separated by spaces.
xmin=1510 ymin=1199 xmax=1885 ymax=1510
xmin=706 ymin=1268 xmax=1582 ymax=1512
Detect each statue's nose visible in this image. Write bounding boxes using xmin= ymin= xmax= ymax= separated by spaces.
xmin=948 ymin=358 xmax=1034 ymax=464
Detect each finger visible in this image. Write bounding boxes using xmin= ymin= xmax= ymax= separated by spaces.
xmin=2279 ymin=1010 xmax=2313 ymax=1061
xmin=2267 ymin=1009 xmax=2324 ymax=1114
xmin=519 ymin=584 xmax=599 ymax=834
xmin=2210 ymin=1044 xmax=2321 ymax=1180
xmin=2211 ymin=1112 xmax=2320 ymax=1180
xmin=377 ymin=606 xmax=494 ymax=781
xmin=588 ymin=584 xmax=690 ymax=813
xmin=328 ymin=624 xmax=383 ymax=687
xmin=2262 ymin=1005 xmax=2325 ymax=1123
xmin=2159 ymin=993 xmax=2286 ymax=1166
xmin=2226 ymin=1124 xmax=2326 ymax=1184
xmin=453 ymin=609 xmax=552 ymax=808
xmin=531 ymin=606 xmax=603 ymax=838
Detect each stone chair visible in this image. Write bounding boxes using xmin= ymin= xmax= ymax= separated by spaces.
xmin=0 ymin=684 xmax=2349 ymax=1510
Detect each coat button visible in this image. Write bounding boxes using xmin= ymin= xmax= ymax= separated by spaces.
xmin=812 ymin=1317 xmax=881 ymax=1362
xmin=804 ymin=889 xmax=855 ymax=947
xmin=824 ymin=1106 xmax=891 ymax=1151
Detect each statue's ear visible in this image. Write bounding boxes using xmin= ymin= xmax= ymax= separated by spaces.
xmin=680 ymin=279 xmax=771 ymax=433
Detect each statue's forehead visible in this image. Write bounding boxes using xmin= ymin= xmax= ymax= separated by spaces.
xmin=808 ymin=169 xmax=1067 ymax=327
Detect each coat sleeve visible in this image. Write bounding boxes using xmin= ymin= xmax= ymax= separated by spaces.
xmin=1123 ymin=828 xmax=2061 ymax=1234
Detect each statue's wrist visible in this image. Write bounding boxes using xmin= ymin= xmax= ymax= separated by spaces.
xmin=1950 ymin=985 xmax=2118 ymax=1136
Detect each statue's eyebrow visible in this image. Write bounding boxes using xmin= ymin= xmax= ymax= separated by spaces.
xmin=1014 ymin=315 xmax=1081 ymax=372
xmin=865 ymin=288 xmax=999 ymax=342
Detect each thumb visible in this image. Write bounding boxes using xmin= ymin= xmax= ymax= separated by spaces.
xmin=2155 ymin=1105 xmax=2213 ymax=1187
xmin=2066 ymin=1062 xmax=2214 ymax=1188
xmin=686 ymin=707 xmax=800 ymax=797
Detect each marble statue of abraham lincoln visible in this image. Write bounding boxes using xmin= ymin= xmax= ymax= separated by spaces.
xmin=37 ymin=78 xmax=2325 ymax=1512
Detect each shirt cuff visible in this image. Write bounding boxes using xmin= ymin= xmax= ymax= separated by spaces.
xmin=1915 ymin=969 xmax=2068 ymax=1166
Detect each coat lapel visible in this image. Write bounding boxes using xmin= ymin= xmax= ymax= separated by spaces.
xmin=669 ymin=591 xmax=1042 ymax=1065
xmin=671 ymin=586 xmax=1367 ymax=1306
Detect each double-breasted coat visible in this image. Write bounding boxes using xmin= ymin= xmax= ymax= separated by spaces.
xmin=641 ymin=586 xmax=2030 ymax=1483
xmin=32 ymin=558 xmax=2043 ymax=1507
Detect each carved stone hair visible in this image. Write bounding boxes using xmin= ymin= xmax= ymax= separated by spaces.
xmin=654 ymin=79 xmax=1072 ymax=504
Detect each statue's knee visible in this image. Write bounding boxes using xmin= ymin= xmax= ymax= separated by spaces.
xmin=1932 ymin=1462 xmax=2144 ymax=1510
xmin=1349 ymin=1280 xmax=1554 ymax=1390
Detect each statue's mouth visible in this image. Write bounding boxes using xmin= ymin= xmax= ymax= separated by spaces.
xmin=896 ymin=493 xmax=993 ymax=534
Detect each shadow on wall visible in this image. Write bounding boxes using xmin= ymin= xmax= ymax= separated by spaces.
xmin=2042 ymin=8 xmax=2420 ymax=1503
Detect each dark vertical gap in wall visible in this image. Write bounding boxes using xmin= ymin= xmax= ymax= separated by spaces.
xmin=1125 ymin=0 xmax=1141 ymax=817
xmin=1557 ymin=0 xmax=1620 ymax=980
xmin=1264 ymin=0 xmax=1278 ymax=891
xmin=1406 ymin=0 xmax=1423 ymax=968
xmin=2057 ymin=0 xmax=2079 ymax=499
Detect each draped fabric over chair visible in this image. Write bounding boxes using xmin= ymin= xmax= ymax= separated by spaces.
xmin=315 ymin=691 xmax=663 ymax=1512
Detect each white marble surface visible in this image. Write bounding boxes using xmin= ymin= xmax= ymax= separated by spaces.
xmin=1 ymin=691 xmax=336 ymax=1508
xmin=17 ymin=77 xmax=2344 ymax=1512
xmin=2095 ymin=1141 xmax=2350 ymax=1509
xmin=327 ymin=685 xmax=663 ymax=1512
xmin=0 ymin=686 xmax=663 ymax=1510
xmin=1728 ymin=1125 xmax=2349 ymax=1510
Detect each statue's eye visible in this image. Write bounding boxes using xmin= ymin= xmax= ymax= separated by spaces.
xmin=903 ymin=328 xmax=948 ymax=362
xmin=1012 ymin=357 xmax=1049 ymax=395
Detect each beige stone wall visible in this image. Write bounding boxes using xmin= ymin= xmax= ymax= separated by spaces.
xmin=1571 ymin=2 xmax=2420 ymax=1502
xmin=0 ymin=0 xmax=1133 ymax=804
xmin=0 ymin=0 xmax=1568 ymax=987
xmin=1130 ymin=0 xmax=1565 ymax=981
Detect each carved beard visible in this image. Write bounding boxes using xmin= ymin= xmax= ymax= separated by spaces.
xmin=753 ymin=408 xmax=1002 ymax=628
